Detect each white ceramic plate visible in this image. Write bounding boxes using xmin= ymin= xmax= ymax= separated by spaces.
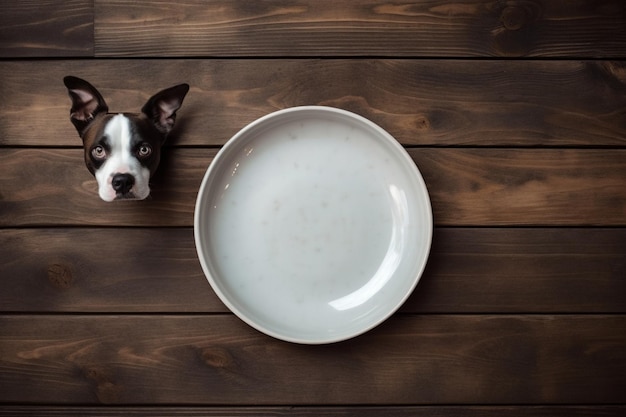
xmin=194 ymin=106 xmax=432 ymax=344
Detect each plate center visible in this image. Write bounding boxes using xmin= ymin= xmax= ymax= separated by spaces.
xmin=209 ymin=122 xmax=398 ymax=310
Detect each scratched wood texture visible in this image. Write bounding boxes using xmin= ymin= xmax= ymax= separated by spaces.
xmin=1 ymin=0 xmax=626 ymax=416
xmin=92 ymin=0 xmax=626 ymax=58
xmin=0 ymin=0 xmax=93 ymax=57
xmin=1 ymin=315 xmax=625 ymax=404
xmin=1 ymin=0 xmax=625 ymax=58
xmin=1 ymin=407 xmax=626 ymax=417
xmin=2 ymin=60 xmax=626 ymax=147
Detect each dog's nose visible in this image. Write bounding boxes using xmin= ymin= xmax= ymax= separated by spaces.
xmin=111 ymin=173 xmax=135 ymax=194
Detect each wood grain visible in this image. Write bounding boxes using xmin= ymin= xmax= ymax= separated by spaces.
xmin=1 ymin=315 xmax=624 ymax=404
xmin=1 ymin=405 xmax=625 ymax=417
xmin=2 ymin=59 xmax=626 ymax=147
xmin=0 ymin=0 xmax=93 ymax=57
xmin=1 ymin=1 xmax=625 ymax=413
xmin=0 ymin=148 xmax=623 ymax=227
xmin=414 ymin=148 xmax=626 ymax=226
xmin=0 ymin=228 xmax=624 ymax=314
xmin=92 ymin=0 xmax=626 ymax=57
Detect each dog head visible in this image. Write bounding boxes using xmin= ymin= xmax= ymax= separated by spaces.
xmin=63 ymin=76 xmax=189 ymax=201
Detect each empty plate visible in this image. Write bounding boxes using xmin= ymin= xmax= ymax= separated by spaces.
xmin=194 ymin=106 xmax=432 ymax=343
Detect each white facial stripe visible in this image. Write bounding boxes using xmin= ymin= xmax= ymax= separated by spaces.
xmin=95 ymin=114 xmax=151 ymax=201
xmin=105 ymin=113 xmax=133 ymax=169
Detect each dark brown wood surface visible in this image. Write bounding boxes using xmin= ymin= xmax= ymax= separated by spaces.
xmin=0 ymin=0 xmax=93 ymax=57
xmin=93 ymin=0 xmax=626 ymax=58
xmin=1 ymin=315 xmax=625 ymax=404
xmin=1 ymin=406 xmax=626 ymax=417
xmin=1 ymin=1 xmax=625 ymax=416
xmin=2 ymin=1 xmax=625 ymax=58
xmin=2 ymin=60 xmax=626 ymax=147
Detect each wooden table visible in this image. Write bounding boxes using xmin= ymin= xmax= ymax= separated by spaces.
xmin=1 ymin=1 xmax=625 ymax=415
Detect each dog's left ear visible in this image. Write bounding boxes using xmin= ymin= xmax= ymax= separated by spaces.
xmin=142 ymin=83 xmax=190 ymax=138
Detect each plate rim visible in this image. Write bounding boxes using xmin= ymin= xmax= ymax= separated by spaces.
xmin=194 ymin=105 xmax=433 ymax=344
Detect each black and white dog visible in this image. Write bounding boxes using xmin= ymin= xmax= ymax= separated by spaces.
xmin=64 ymin=76 xmax=189 ymax=201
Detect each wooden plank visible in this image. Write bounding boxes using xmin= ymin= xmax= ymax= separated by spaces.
xmin=409 ymin=227 xmax=626 ymax=313
xmin=0 ymin=315 xmax=624 ymax=404
xmin=93 ymin=0 xmax=626 ymax=58
xmin=2 ymin=59 xmax=626 ymax=147
xmin=0 ymin=148 xmax=624 ymax=227
xmin=0 ymin=228 xmax=217 ymax=313
xmin=0 ymin=228 xmax=624 ymax=314
xmin=413 ymin=148 xmax=626 ymax=226
xmin=1 ymin=405 xmax=625 ymax=417
xmin=0 ymin=0 xmax=93 ymax=57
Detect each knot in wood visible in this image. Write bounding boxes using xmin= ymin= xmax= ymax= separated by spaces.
xmin=499 ymin=1 xmax=542 ymax=31
xmin=415 ymin=116 xmax=431 ymax=130
xmin=201 ymin=347 xmax=234 ymax=368
xmin=47 ymin=263 xmax=73 ymax=289
xmin=83 ymin=366 xmax=120 ymax=403
xmin=500 ymin=6 xmax=528 ymax=31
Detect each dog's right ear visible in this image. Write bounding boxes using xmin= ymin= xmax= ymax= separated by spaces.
xmin=63 ymin=76 xmax=109 ymax=136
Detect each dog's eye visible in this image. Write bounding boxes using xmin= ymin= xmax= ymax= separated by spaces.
xmin=137 ymin=144 xmax=152 ymax=158
xmin=91 ymin=146 xmax=106 ymax=160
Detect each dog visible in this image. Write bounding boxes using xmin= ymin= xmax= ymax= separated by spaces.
xmin=64 ymin=76 xmax=189 ymax=201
